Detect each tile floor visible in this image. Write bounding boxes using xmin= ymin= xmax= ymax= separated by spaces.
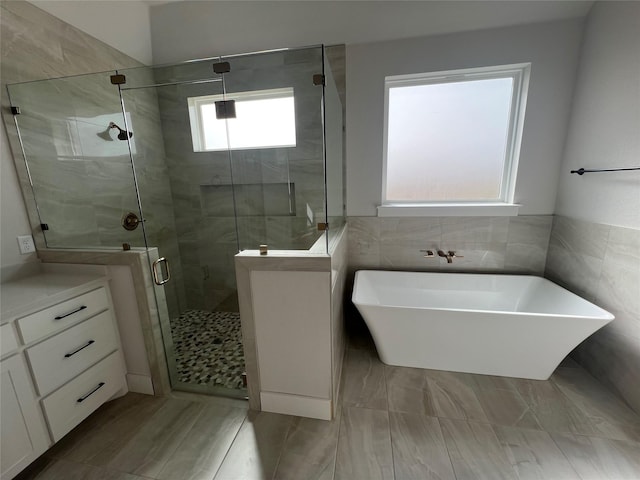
xmin=17 ymin=327 xmax=640 ymax=480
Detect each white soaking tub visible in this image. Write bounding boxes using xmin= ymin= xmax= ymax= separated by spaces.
xmin=352 ymin=271 xmax=614 ymax=380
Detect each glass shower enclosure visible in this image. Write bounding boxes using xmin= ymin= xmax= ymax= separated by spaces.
xmin=7 ymin=45 xmax=345 ymax=398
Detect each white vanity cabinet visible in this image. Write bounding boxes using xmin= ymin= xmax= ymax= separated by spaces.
xmin=1 ymin=333 xmax=49 ymax=479
xmin=0 ymin=264 xmax=127 ymax=479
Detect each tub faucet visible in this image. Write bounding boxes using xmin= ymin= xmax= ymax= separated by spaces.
xmin=438 ymin=250 xmax=463 ymax=263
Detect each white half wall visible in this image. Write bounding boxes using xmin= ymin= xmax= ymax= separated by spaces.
xmin=347 ymin=19 xmax=584 ymax=216
xmin=28 ymin=0 xmax=153 ymax=65
xmin=554 ymin=2 xmax=640 ymax=229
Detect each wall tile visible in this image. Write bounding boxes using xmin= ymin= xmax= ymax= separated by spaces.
xmin=380 ymin=217 xmax=441 ymax=245
xmin=507 ymin=215 xmax=553 ymax=246
xmin=348 ymin=215 xmax=550 ymax=275
xmin=550 ymin=216 xmax=610 ymax=260
xmin=441 ymin=217 xmax=509 ymax=244
xmin=438 ymin=242 xmax=506 ymax=271
xmin=597 ymin=225 xmax=640 ymax=323
xmin=505 ymin=243 xmax=548 ymax=274
xmin=347 ymin=217 xmax=380 ymax=270
xmin=380 ymin=243 xmax=441 ymax=271
xmin=545 ymin=215 xmax=640 ymax=415
xmin=545 ymin=245 xmax=603 ymax=302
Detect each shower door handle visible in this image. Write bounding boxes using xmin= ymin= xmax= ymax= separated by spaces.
xmin=152 ymin=257 xmax=171 ymax=285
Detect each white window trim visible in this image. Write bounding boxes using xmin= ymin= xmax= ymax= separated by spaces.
xmin=377 ymin=203 xmax=521 ymax=217
xmin=188 ymin=87 xmax=296 ymax=152
xmin=379 ymin=63 xmax=530 ymax=217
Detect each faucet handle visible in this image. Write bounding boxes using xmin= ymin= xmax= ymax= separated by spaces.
xmin=420 ymin=249 xmax=435 ymax=258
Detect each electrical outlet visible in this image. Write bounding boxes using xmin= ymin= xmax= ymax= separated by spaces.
xmin=17 ymin=235 xmax=36 ymax=254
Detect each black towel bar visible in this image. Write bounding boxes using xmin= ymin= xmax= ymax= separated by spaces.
xmin=570 ymin=167 xmax=640 ymax=175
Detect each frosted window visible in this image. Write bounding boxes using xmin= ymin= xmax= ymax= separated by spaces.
xmin=188 ymin=88 xmax=296 ymax=152
xmin=383 ymin=65 xmax=529 ymax=205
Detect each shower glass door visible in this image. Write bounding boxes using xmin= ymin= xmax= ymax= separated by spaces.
xmin=117 ymin=61 xmax=247 ymax=397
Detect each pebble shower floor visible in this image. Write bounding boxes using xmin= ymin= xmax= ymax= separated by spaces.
xmin=169 ymin=310 xmax=246 ymax=390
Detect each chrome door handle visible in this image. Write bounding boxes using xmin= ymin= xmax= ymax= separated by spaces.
xmin=152 ymin=257 xmax=171 ymax=285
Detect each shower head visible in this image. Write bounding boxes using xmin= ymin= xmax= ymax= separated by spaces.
xmin=96 ymin=127 xmax=114 ymax=141
xmin=108 ymin=122 xmax=133 ymax=140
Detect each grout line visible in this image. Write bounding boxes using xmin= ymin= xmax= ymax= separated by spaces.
xmin=330 ymin=404 xmax=343 ymax=480
xmin=381 ymin=357 xmax=397 ymax=480
xmin=210 ymin=410 xmax=249 ymax=480
xmin=150 ymin=399 xmax=208 ymax=477
xmin=269 ymin=415 xmax=296 ymax=480
xmin=484 ymin=420 xmax=526 ymax=480
xmin=436 ymin=417 xmax=460 ymax=480
xmin=547 ymin=430 xmax=584 ymax=480
xmin=510 ymin=378 xmax=545 ymax=431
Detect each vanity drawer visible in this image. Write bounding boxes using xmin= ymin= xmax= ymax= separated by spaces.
xmin=41 ymin=351 xmax=124 ymax=442
xmin=18 ymin=287 xmax=109 ymax=344
xmin=26 ymin=311 xmax=119 ymax=396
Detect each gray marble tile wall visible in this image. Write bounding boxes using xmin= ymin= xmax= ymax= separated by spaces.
xmin=347 ymin=215 xmax=553 ymax=274
xmin=1 ymin=0 xmax=141 ymax=253
xmin=153 ymin=48 xmax=330 ymax=311
xmin=545 ymin=215 xmax=640 ymax=414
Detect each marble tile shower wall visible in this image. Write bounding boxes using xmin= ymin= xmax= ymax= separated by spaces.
xmin=154 ymin=50 xmax=326 ymax=311
xmin=1 ymin=1 xmax=184 ymax=317
xmin=348 ymin=215 xmax=553 ymax=274
xmin=545 ymin=215 xmax=640 ymax=414
xmin=1 ymin=0 xmax=139 ymax=251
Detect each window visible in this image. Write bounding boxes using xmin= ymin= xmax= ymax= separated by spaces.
xmin=380 ymin=63 xmax=530 ymax=216
xmin=188 ymin=87 xmax=296 ymax=152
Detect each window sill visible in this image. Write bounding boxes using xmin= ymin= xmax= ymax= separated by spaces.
xmin=377 ymin=203 xmax=521 ymax=217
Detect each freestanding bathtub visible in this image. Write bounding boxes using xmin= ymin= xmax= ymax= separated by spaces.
xmin=352 ymin=270 xmax=614 ymax=380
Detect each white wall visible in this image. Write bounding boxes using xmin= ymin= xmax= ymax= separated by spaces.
xmin=554 ymin=2 xmax=640 ymax=229
xmin=29 ymin=0 xmax=153 ymax=64
xmin=0 ymin=122 xmax=37 ymax=267
xmin=149 ymin=1 xmax=591 ymax=64
xmin=347 ymin=20 xmax=584 ymax=216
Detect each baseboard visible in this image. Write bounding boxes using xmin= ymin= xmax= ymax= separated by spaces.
xmin=260 ymin=391 xmax=332 ymax=420
xmin=126 ymin=373 xmax=154 ymax=395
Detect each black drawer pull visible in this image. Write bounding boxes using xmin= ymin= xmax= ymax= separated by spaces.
xmin=64 ymin=340 xmax=95 ymax=358
xmin=55 ymin=305 xmax=87 ymax=320
xmin=77 ymin=382 xmax=105 ymax=403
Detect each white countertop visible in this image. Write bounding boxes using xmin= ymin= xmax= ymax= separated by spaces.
xmin=1 ymin=263 xmax=109 ymax=324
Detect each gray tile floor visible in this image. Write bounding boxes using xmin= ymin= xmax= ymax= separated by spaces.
xmin=17 ymin=328 xmax=640 ymax=480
